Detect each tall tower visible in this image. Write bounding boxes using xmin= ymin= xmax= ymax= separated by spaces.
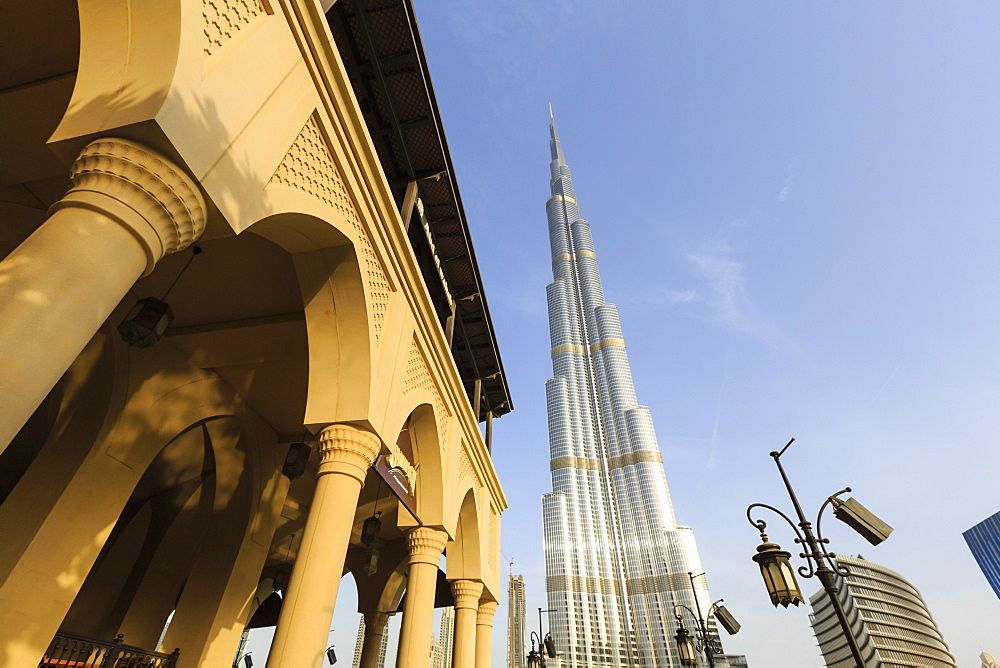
xmin=508 ymin=572 xmax=527 ymax=668
xmin=541 ymin=113 xmax=723 ymax=667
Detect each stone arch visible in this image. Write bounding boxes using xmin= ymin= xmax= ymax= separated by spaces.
xmin=382 ymin=399 xmax=445 ymax=529
xmin=446 ymin=487 xmax=483 ymax=582
xmin=246 ymin=211 xmax=373 ymax=425
xmin=0 ymin=345 xmax=253 ymax=666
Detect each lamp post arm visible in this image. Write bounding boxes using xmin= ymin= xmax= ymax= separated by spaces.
xmin=746 ymin=504 xmax=815 ymax=579
xmin=815 ymin=489 xmax=853 ymax=577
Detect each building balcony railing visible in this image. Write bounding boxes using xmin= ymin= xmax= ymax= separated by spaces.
xmin=39 ymin=632 xmax=179 ymax=668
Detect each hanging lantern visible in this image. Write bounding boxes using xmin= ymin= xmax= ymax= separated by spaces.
xmin=326 ymin=646 xmax=337 ymax=665
xmin=363 ymin=547 xmax=380 ymax=576
xmin=117 ymin=246 xmax=202 ymax=348
xmin=361 ymin=514 xmax=382 ymax=548
xmin=282 ymin=442 xmax=312 ymax=480
xmin=674 ymin=625 xmax=698 ymax=666
xmin=752 ymin=537 xmax=805 ymax=607
xmin=117 ymin=297 xmax=174 ymax=348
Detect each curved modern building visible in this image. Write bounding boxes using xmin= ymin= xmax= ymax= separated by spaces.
xmin=540 ymin=114 xmax=730 ymax=667
xmin=809 ymin=554 xmax=956 ymax=667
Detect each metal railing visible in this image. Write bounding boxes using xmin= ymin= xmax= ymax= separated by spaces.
xmin=40 ymin=632 xmax=179 ymax=668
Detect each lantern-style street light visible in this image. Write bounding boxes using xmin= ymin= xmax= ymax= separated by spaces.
xmin=747 ymin=438 xmax=893 ymax=668
xmin=527 ymin=632 xmax=543 ymax=668
xmin=671 ymin=572 xmax=740 ymax=668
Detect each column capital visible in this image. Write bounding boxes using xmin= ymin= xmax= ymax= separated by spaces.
xmin=450 ymin=580 xmax=484 ymax=610
xmin=476 ymin=601 xmax=498 ymax=626
xmin=362 ymin=610 xmax=390 ymax=632
xmin=52 ymin=138 xmax=206 ymax=274
xmin=317 ymin=423 xmax=381 ymax=482
xmin=405 ymin=527 xmax=448 ymax=566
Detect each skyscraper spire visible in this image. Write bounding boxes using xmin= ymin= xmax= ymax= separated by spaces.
xmin=540 ymin=118 xmax=729 ymax=667
xmin=549 ymin=106 xmax=565 ymax=164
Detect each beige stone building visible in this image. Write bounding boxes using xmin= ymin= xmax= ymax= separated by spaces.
xmin=0 ymin=1 xmax=510 ymax=667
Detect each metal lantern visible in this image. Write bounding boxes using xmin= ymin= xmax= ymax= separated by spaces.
xmin=526 ymin=649 xmax=541 ymax=668
xmin=326 ymin=646 xmax=337 ymax=665
xmin=361 ymin=515 xmax=382 ymax=548
xmin=117 ymin=297 xmax=173 ymax=348
xmin=282 ymin=442 xmax=311 ymax=480
xmin=674 ymin=625 xmax=698 ymax=666
xmin=363 ymin=547 xmax=380 ymax=576
xmin=752 ymin=539 xmax=805 ymax=607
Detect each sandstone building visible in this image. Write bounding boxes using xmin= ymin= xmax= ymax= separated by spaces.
xmin=0 ymin=1 xmax=510 ymax=667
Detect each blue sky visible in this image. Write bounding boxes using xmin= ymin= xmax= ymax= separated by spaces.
xmin=418 ymin=2 xmax=1000 ymax=666
xmin=249 ymin=2 xmax=1000 ymax=665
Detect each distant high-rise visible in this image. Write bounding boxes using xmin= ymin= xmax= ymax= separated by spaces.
xmin=351 ymin=615 xmax=388 ymax=668
xmin=438 ymin=607 xmax=455 ymax=668
xmin=964 ymin=510 xmax=1000 ymax=600
xmin=430 ymin=635 xmax=445 ymax=668
xmin=809 ymin=554 xmax=956 ymax=667
xmin=540 ymin=113 xmax=727 ymax=667
xmin=508 ymin=573 xmax=527 ymax=668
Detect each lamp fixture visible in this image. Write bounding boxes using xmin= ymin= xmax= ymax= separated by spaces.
xmin=117 ymin=245 xmax=202 ymax=347
xmin=673 ymin=625 xmax=698 ymax=666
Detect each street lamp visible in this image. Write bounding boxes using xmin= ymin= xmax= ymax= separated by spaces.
xmin=527 ymin=632 xmax=543 ymax=668
xmin=674 ymin=623 xmax=698 ymax=666
xmin=671 ymin=573 xmax=740 ymax=668
xmin=746 ymin=438 xmax=893 ymax=668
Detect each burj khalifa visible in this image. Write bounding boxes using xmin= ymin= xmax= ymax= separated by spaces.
xmin=541 ymin=113 xmax=729 ymax=667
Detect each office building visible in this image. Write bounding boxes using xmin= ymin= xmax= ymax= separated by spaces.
xmin=964 ymin=511 xmax=1000 ymax=600
xmin=809 ymin=554 xmax=956 ymax=667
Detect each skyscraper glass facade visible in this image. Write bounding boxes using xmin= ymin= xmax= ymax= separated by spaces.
xmin=964 ymin=510 xmax=1000 ymax=600
xmin=540 ymin=115 xmax=723 ymax=667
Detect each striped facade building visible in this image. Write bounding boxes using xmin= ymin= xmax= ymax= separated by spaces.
xmin=540 ymin=114 xmax=725 ymax=667
xmin=809 ymin=554 xmax=956 ymax=667
xmin=964 ymin=510 xmax=1000 ymax=600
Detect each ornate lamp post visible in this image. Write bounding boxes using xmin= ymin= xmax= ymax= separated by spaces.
xmin=672 ymin=572 xmax=740 ymax=668
xmin=747 ymin=438 xmax=893 ymax=668
xmin=527 ymin=632 xmax=543 ymax=668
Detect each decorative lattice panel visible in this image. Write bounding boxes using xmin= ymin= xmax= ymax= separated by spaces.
xmin=270 ymin=113 xmax=392 ymax=340
xmin=404 ymin=335 xmax=448 ymax=448
xmin=203 ymin=0 xmax=267 ymax=56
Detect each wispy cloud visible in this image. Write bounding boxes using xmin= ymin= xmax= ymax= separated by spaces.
xmin=777 ymin=174 xmax=793 ymax=202
xmin=686 ymin=225 xmax=798 ymax=355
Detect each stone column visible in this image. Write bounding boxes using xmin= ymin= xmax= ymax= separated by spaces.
xmin=266 ymin=424 xmax=381 ymax=668
xmin=475 ymin=601 xmax=498 ymax=668
xmin=395 ymin=527 xmax=448 ymax=668
xmin=450 ymin=580 xmax=484 ymax=668
xmin=0 ymin=138 xmax=206 ymax=454
xmin=359 ymin=611 xmax=390 ymax=668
